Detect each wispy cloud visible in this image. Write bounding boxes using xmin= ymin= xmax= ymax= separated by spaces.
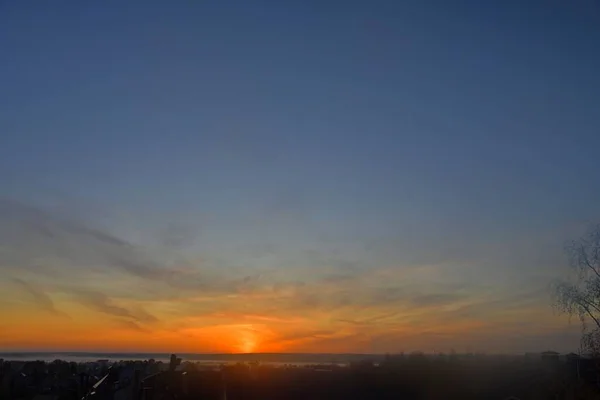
xmin=0 ymin=197 xmax=571 ymax=353
xmin=113 ymin=319 xmax=150 ymax=333
xmin=11 ymin=278 xmax=67 ymax=317
xmin=70 ymin=289 xmax=134 ymax=319
xmin=68 ymin=288 xmax=158 ymax=324
xmin=336 ymin=311 xmax=403 ymax=327
xmin=0 ymin=198 xmax=166 ymax=280
xmin=410 ymin=293 xmax=467 ymax=307
xmin=155 ymin=221 xmax=200 ymax=250
xmin=131 ymin=306 xmax=160 ymax=324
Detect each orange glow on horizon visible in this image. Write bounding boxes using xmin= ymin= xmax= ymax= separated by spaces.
xmin=238 ymin=331 xmax=258 ymax=353
xmin=0 ymin=275 xmax=577 ymax=354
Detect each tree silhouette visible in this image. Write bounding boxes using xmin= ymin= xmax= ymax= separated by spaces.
xmin=554 ymin=224 xmax=600 ymax=355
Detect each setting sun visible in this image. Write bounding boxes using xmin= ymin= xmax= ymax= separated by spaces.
xmin=239 ymin=337 xmax=257 ymax=353
xmin=237 ymin=326 xmax=259 ymax=353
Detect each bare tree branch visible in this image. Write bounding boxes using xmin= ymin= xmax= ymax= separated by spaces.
xmin=581 ymin=249 xmax=600 ymax=280
xmin=555 ymin=224 xmax=600 ymax=354
xmin=583 ymin=306 xmax=600 ymax=330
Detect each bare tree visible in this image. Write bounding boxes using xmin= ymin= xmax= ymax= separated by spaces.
xmin=554 ymin=224 xmax=600 ymax=355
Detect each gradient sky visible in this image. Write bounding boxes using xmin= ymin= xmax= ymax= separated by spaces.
xmin=1 ymin=1 xmax=600 ymax=354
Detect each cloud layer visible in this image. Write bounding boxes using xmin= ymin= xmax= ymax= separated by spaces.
xmin=0 ymin=198 xmax=577 ymax=353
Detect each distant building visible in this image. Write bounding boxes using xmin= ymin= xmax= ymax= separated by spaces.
xmin=565 ymin=352 xmax=580 ymax=362
xmin=541 ymin=351 xmax=560 ymax=362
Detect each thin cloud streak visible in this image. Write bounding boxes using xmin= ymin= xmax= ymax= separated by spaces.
xmin=11 ymin=278 xmax=67 ymax=317
xmin=113 ymin=319 xmax=151 ymax=333
xmin=0 ymin=198 xmax=573 ymax=353
xmin=68 ymin=288 xmax=158 ymax=325
xmin=0 ymin=198 xmax=167 ymax=280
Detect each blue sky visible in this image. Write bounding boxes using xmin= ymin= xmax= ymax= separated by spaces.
xmin=1 ymin=1 xmax=599 ymax=352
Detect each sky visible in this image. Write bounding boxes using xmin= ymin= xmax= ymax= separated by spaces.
xmin=1 ymin=0 xmax=600 ymax=354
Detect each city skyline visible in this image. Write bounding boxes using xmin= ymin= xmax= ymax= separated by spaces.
xmin=2 ymin=1 xmax=600 ymax=354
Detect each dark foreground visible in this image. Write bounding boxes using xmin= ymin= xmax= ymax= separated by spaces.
xmin=2 ymin=353 xmax=599 ymax=399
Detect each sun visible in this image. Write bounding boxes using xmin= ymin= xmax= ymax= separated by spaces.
xmin=240 ymin=337 xmax=257 ymax=353
xmin=236 ymin=327 xmax=259 ymax=353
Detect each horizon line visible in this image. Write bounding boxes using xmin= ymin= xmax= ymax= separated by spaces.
xmin=0 ymin=350 xmax=570 ymax=356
